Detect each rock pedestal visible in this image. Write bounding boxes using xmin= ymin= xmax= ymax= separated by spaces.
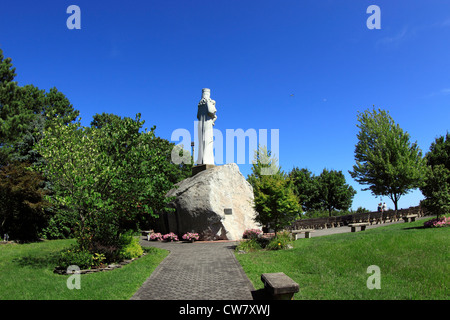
xmin=159 ymin=163 xmax=260 ymax=240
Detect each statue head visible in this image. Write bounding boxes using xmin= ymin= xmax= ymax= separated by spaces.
xmin=202 ymin=88 xmax=211 ymax=99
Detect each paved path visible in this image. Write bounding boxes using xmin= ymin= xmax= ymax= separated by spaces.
xmin=131 ymin=241 xmax=255 ymax=300
xmin=131 ymin=216 xmax=430 ymax=300
xmin=302 ymin=215 xmax=430 ymax=238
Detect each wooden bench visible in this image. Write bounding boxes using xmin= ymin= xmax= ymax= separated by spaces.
xmin=291 ymin=229 xmax=315 ymax=240
xmin=402 ymin=214 xmax=418 ymax=223
xmin=348 ymin=223 xmax=369 ymax=232
xmin=261 ymin=272 xmax=299 ymax=300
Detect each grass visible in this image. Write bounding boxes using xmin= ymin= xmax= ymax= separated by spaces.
xmin=235 ymin=218 xmax=449 ymax=300
xmin=0 ymin=239 xmax=168 ymax=300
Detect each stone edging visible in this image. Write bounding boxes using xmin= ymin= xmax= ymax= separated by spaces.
xmin=53 ymin=253 xmax=147 ymax=275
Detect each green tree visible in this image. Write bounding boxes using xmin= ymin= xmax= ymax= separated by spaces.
xmin=316 ymin=168 xmax=356 ymax=216
xmin=0 ymin=162 xmax=49 ymax=241
xmin=250 ymin=146 xmax=300 ymax=234
xmin=1 ymin=49 xmax=79 ymax=164
xmin=91 ymin=112 xmax=192 ymax=185
xmin=0 ymin=48 xmax=79 ymax=240
xmin=289 ymin=167 xmax=320 ymax=213
xmin=423 ymin=132 xmax=450 ymax=170
xmin=0 ymin=48 xmax=24 ymax=149
xmin=420 ymin=133 xmax=450 ymax=217
xmin=247 ymin=145 xmax=280 ymax=189
xmin=349 ymin=108 xmax=426 ymax=211
xmin=35 ymin=114 xmax=175 ymax=251
xmin=253 ymin=174 xmax=300 ymax=234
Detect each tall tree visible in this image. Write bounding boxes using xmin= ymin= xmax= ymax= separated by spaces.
xmin=0 ymin=48 xmax=79 ymax=239
xmin=0 ymin=49 xmax=79 ymax=164
xmin=0 ymin=162 xmax=49 ymax=240
xmin=349 ymin=108 xmax=426 ymax=211
xmin=253 ymin=173 xmax=300 ymax=234
xmin=250 ymin=146 xmax=300 ymax=233
xmin=420 ymin=133 xmax=450 ymax=217
xmin=35 ymin=114 xmax=175 ymax=251
xmin=91 ymin=112 xmax=192 ymax=184
xmin=289 ymin=167 xmax=320 ymax=213
xmin=0 ymin=48 xmax=25 ymax=151
xmin=247 ymin=145 xmax=280 ymax=189
xmin=316 ymin=168 xmax=356 ymax=216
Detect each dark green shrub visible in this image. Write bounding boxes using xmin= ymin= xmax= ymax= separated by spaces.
xmin=235 ymin=239 xmax=262 ymax=252
xmin=58 ymin=246 xmax=94 ymax=269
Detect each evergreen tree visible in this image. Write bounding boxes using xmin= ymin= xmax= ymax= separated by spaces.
xmin=0 ymin=49 xmax=79 ymax=164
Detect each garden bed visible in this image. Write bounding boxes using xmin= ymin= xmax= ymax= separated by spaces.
xmin=53 ymin=252 xmax=147 ymax=275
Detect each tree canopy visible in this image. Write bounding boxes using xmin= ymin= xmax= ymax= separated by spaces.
xmin=35 ymin=114 xmax=176 ymax=250
xmin=420 ymin=132 xmax=450 ymax=217
xmin=349 ymin=108 xmax=426 ymax=211
xmin=315 ymin=168 xmax=356 ymax=216
xmin=249 ymin=146 xmax=300 ymax=233
xmin=0 ymin=49 xmax=79 ymax=164
xmin=290 ymin=167 xmax=356 ymax=217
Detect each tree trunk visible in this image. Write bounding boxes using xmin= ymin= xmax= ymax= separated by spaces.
xmin=389 ymin=193 xmax=399 ymax=212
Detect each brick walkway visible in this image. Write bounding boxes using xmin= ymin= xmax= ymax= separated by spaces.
xmin=131 ymin=216 xmax=430 ymax=300
xmin=130 ymin=240 xmax=255 ymax=300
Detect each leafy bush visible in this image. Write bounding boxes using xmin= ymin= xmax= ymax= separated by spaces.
xmin=40 ymin=214 xmax=73 ymax=240
xmin=266 ymin=231 xmax=293 ymax=250
xmin=92 ymin=252 xmax=106 ymax=267
xmin=235 ymin=238 xmax=262 ymax=252
xmin=236 ymin=231 xmax=293 ymax=252
xmin=118 ymin=231 xmax=143 ymax=260
xmin=58 ymin=246 xmax=94 ymax=269
xmin=119 ymin=240 xmax=143 ymax=260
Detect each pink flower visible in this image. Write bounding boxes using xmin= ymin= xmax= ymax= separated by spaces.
xmin=424 ymin=216 xmax=450 ymax=228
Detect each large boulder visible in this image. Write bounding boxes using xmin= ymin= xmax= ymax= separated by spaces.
xmin=159 ymin=163 xmax=260 ymax=240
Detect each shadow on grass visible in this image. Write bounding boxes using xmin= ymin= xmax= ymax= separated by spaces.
xmin=402 ymin=226 xmax=427 ymax=230
xmin=12 ymin=252 xmax=60 ymax=268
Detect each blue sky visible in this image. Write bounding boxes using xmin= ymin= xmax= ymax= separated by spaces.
xmin=1 ymin=0 xmax=449 ymax=211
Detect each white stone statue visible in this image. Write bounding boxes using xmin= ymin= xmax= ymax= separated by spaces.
xmin=196 ymin=88 xmax=217 ymax=165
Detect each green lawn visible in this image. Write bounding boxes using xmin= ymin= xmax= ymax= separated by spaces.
xmin=235 ymin=218 xmax=449 ymax=300
xmin=0 ymin=239 xmax=168 ymax=300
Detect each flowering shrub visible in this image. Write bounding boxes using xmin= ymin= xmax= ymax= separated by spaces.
xmin=182 ymin=232 xmax=199 ymax=241
xmin=424 ymin=216 xmax=450 ymax=228
xmin=243 ymin=229 xmax=262 ymax=239
xmin=163 ymin=232 xmax=179 ymax=241
xmin=149 ymin=232 xmax=163 ymax=241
